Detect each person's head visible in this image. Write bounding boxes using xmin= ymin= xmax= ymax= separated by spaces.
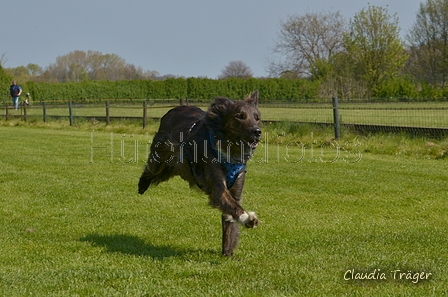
xmin=12 ymin=80 xmax=17 ymax=85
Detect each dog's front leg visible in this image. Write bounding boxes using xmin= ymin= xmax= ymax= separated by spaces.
xmin=221 ymin=209 xmax=257 ymax=256
xmin=221 ymin=175 xmax=245 ymax=256
xmin=209 ymin=182 xmax=258 ymax=228
xmin=221 ymin=215 xmax=240 ymax=256
xmin=208 ymin=171 xmax=258 ymax=256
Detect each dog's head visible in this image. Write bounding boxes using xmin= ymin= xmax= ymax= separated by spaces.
xmin=206 ymin=90 xmax=262 ymax=161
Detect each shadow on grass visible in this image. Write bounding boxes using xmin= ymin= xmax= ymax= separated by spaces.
xmin=80 ymin=233 xmax=204 ymax=259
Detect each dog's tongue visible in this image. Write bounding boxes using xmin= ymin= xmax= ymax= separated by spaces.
xmin=251 ymin=142 xmax=259 ymax=149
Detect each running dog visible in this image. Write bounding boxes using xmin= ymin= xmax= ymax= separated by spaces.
xmin=138 ymin=91 xmax=261 ymax=256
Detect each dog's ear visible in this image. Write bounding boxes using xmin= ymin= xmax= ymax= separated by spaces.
xmin=245 ymin=90 xmax=259 ymax=107
xmin=208 ymin=97 xmax=234 ymax=120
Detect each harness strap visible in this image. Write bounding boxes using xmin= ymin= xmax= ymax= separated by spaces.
xmin=186 ymin=122 xmax=246 ymax=189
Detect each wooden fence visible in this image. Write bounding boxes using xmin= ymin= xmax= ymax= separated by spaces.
xmin=1 ymin=99 xmax=448 ymax=137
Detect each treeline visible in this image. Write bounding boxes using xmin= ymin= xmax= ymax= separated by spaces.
xmin=2 ymin=61 xmax=448 ymax=102
xmin=16 ymin=77 xmax=448 ymax=102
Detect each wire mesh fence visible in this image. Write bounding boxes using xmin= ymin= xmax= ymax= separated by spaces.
xmin=259 ymin=101 xmax=448 ymax=128
xmin=1 ymin=99 xmax=447 ymax=136
xmin=261 ymin=101 xmax=448 ymax=137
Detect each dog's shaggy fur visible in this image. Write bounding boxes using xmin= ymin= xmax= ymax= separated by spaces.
xmin=138 ymin=91 xmax=261 ymax=256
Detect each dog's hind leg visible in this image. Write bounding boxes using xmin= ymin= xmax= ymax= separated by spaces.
xmin=138 ymin=134 xmax=177 ymax=194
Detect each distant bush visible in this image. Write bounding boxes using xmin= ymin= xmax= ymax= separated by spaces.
xmin=373 ymin=76 xmax=419 ymax=100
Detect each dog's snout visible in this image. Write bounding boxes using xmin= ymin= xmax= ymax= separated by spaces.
xmin=253 ymin=128 xmax=262 ymax=137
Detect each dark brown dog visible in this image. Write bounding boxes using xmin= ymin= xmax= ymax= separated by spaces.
xmin=138 ymin=91 xmax=261 ymax=256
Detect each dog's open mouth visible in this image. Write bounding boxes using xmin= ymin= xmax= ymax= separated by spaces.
xmin=245 ymin=139 xmax=260 ymax=150
xmin=248 ymin=141 xmax=259 ymax=150
xmin=236 ymin=137 xmax=261 ymax=154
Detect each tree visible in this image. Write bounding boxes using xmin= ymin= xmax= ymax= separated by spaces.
xmin=26 ymin=63 xmax=43 ymax=76
xmin=343 ymin=5 xmax=408 ymax=93
xmin=405 ymin=0 xmax=448 ymax=87
xmin=318 ymin=51 xmax=371 ymax=99
xmin=44 ymin=50 xmax=152 ymax=82
xmin=0 ymin=64 xmax=13 ymax=97
xmin=219 ymin=61 xmax=253 ymax=78
xmin=268 ymin=11 xmax=346 ymax=78
xmin=0 ymin=53 xmax=8 ymax=67
xmin=3 ymin=63 xmax=44 ymax=83
xmin=7 ymin=66 xmax=28 ymax=78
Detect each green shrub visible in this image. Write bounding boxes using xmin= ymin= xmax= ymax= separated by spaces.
xmin=24 ymin=78 xmax=321 ymax=102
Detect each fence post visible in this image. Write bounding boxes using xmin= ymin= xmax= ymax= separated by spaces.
xmin=5 ymin=102 xmax=8 ymax=121
xmin=69 ymin=101 xmax=74 ymax=126
xmin=143 ymin=100 xmax=148 ymax=129
xmin=332 ymin=97 xmax=341 ymax=139
xmin=43 ymin=102 xmax=47 ymax=123
xmin=106 ymin=100 xmax=110 ymax=125
xmin=23 ymin=104 xmax=27 ymax=122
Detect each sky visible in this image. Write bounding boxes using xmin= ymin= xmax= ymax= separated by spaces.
xmin=1 ymin=0 xmax=422 ymax=79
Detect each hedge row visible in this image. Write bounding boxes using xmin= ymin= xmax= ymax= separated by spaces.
xmin=24 ymin=78 xmax=320 ymax=102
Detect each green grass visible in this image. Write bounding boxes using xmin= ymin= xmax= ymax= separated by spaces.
xmin=1 ymin=124 xmax=448 ymax=296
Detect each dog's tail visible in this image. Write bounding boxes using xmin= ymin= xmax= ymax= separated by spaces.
xmin=138 ymin=161 xmax=174 ymax=194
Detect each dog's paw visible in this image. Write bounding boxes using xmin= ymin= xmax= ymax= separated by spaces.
xmin=223 ymin=214 xmax=236 ymax=223
xmin=239 ymin=211 xmax=258 ymax=228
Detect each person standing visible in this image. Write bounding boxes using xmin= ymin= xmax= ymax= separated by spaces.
xmin=10 ymin=80 xmax=22 ymax=110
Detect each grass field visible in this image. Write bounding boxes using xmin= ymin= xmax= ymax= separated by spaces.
xmin=1 ymin=124 xmax=448 ymax=296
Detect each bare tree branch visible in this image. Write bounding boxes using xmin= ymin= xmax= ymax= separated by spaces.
xmin=219 ymin=61 xmax=253 ymax=78
xmin=268 ymin=11 xmax=346 ymax=77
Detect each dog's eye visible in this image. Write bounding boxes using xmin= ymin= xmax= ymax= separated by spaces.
xmin=235 ymin=113 xmax=246 ymax=120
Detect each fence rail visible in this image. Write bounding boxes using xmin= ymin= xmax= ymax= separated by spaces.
xmin=1 ymin=99 xmax=448 ymax=137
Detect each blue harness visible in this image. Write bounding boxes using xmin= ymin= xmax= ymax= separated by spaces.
xmin=187 ymin=123 xmax=245 ymax=189
xmin=209 ymin=133 xmax=246 ymax=188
